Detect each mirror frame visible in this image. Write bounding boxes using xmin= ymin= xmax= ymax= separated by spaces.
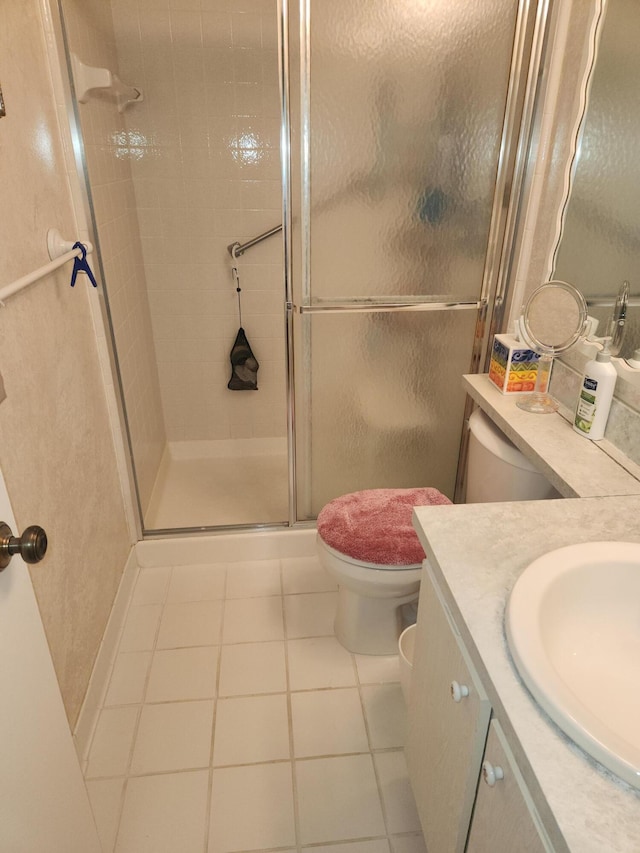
xmin=506 ymin=0 xmax=640 ymax=411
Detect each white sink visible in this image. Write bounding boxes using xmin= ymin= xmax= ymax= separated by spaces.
xmin=506 ymin=541 xmax=640 ymax=789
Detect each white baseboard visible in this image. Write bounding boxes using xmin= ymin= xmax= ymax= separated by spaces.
xmin=73 ymin=547 xmax=139 ymax=767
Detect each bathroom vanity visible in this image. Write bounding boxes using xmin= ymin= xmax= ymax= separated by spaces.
xmin=462 ymin=374 xmax=640 ymax=497
xmin=407 ymin=378 xmax=640 ymax=852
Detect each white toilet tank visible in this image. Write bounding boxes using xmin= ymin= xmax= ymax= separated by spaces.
xmin=466 ymin=408 xmax=558 ymax=503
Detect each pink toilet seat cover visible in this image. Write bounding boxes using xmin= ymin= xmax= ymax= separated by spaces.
xmin=317 ymin=487 xmax=452 ymax=566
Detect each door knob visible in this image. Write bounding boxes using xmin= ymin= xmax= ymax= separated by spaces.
xmin=0 ymin=521 xmax=48 ymax=570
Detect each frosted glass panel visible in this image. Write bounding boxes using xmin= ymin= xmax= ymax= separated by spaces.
xmin=305 ymin=0 xmax=519 ymax=303
xmin=295 ymin=309 xmax=477 ymax=519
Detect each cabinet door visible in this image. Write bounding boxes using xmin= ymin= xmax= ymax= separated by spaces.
xmin=467 ymin=720 xmax=554 ymax=853
xmin=407 ymin=565 xmax=491 ymax=853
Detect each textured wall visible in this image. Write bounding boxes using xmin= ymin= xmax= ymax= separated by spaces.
xmin=62 ymin=0 xmax=167 ymax=511
xmin=0 ymin=1 xmax=132 ymax=726
xmin=111 ymin=0 xmax=286 ymax=442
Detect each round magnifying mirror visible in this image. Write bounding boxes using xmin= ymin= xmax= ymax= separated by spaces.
xmin=517 ymin=281 xmax=588 ymax=414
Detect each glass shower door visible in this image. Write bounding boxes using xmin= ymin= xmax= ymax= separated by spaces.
xmin=287 ymin=0 xmax=529 ymax=519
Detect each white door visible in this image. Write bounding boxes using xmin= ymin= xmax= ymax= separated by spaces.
xmin=0 ymin=466 xmax=101 ymax=852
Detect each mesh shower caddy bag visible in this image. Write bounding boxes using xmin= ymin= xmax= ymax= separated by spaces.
xmin=228 ymin=326 xmax=259 ymax=391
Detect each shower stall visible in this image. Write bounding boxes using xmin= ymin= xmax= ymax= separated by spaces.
xmin=57 ymin=0 xmax=546 ymax=534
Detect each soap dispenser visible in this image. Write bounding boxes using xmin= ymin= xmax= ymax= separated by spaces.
xmin=573 ymin=339 xmax=617 ymax=440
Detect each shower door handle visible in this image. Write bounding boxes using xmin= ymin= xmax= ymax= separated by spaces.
xmin=0 ymin=522 xmax=48 ymax=570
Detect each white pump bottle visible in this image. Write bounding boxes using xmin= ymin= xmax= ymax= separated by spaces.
xmin=573 ymin=340 xmax=617 ymax=440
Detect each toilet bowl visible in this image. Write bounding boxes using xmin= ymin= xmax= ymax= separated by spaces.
xmin=317 ymin=536 xmax=422 ymax=655
xmin=316 ymin=487 xmax=451 ymax=655
xmin=317 ymin=409 xmax=558 ymax=656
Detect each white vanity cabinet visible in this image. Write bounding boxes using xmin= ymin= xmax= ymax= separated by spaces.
xmin=468 ymin=720 xmax=552 ymax=852
xmin=407 ymin=564 xmax=553 ymax=852
xmin=407 ymin=563 xmax=491 ymax=852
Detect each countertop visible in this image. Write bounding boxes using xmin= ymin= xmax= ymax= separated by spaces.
xmin=463 ymin=374 xmax=640 ymax=498
xmin=413 ymin=496 xmax=640 ymax=853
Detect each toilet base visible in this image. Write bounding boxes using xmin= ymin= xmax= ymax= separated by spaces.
xmin=334 ymin=584 xmax=419 ymax=655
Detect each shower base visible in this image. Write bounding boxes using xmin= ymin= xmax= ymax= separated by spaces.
xmin=144 ymin=438 xmax=288 ymax=530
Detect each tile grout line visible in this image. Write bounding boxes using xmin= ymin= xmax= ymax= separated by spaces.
xmin=281 ymin=557 xmax=303 ymax=853
xmin=111 ymin=563 xmax=173 ymax=852
xmin=354 ymin=648 xmax=394 ymax=848
xmin=204 ymin=559 xmax=228 ymax=853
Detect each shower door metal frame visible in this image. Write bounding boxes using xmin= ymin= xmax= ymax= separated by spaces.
xmin=49 ymin=0 xmax=556 ymax=538
xmin=281 ymin=0 xmax=555 ymax=520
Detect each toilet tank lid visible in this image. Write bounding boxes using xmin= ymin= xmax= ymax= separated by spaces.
xmin=468 ymin=408 xmax=540 ymax=473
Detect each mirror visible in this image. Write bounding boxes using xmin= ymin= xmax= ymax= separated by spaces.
xmin=517 ymin=281 xmax=588 ymax=414
xmin=552 ymin=0 xmax=640 ymax=361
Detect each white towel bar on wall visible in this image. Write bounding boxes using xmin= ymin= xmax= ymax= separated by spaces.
xmin=0 ymin=229 xmax=95 ymax=304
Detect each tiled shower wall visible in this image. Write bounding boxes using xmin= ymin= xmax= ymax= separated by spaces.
xmin=63 ymin=0 xmax=166 ymax=513
xmin=111 ymin=0 xmax=287 ymax=443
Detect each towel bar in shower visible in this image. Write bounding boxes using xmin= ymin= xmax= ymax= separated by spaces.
xmin=227 ymin=224 xmax=283 ymax=258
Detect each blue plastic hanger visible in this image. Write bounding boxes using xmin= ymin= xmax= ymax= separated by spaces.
xmin=69 ymin=242 xmax=98 ymax=288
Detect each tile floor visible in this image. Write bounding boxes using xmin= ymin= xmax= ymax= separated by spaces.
xmin=83 ymin=552 xmax=425 ymax=853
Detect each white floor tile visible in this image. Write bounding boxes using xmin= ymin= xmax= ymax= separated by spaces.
xmin=222 ymin=596 xmax=284 ymax=643
xmin=157 ymin=599 xmax=223 ymax=648
xmin=131 ymin=567 xmax=171 ymax=606
xmin=86 ymin=778 xmax=125 ymax=853
xmin=311 ymin=841 xmax=391 ymax=853
xmin=226 ymin=559 xmax=281 ymax=598
xmin=145 ymin=646 xmax=218 ymax=703
xmin=355 ymin=653 xmax=401 ymax=685
xmin=86 ymin=707 xmax=139 ymax=779
xmin=296 ymin=754 xmax=386 ymax=844
xmin=389 ymin=834 xmax=427 ymax=853
xmin=218 ymin=641 xmax=287 ymax=696
xmin=130 ymin=701 xmax=214 ymax=775
xmin=208 ymin=762 xmax=296 ymax=852
xmin=119 ymin=605 xmax=162 ymax=652
xmin=167 ymin=563 xmax=227 ymax=603
xmin=361 ymin=683 xmax=406 ymax=749
xmin=281 ymin=555 xmax=337 ymax=594
xmin=288 ymin=637 xmax=356 ymax=690
xmin=116 ymin=770 xmax=209 ymax=853
xmin=284 ymin=591 xmax=337 ymax=638
xmin=374 ymin=751 xmax=422 ymax=834
xmin=105 ymin=652 xmax=152 ymax=707
xmin=88 ymin=543 xmax=425 ymax=851
xmin=213 ymin=694 xmax=289 ymax=765
xmin=291 ymin=688 xmax=368 ymax=757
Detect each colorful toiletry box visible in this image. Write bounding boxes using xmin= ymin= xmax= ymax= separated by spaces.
xmin=488 ymin=334 xmax=542 ymax=394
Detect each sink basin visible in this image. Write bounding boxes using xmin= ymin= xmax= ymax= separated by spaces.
xmin=506 ymin=541 xmax=640 ymax=789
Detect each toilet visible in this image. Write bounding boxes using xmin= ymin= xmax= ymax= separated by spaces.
xmin=317 ymin=487 xmax=452 ymax=655
xmin=317 ymin=408 xmax=558 ymax=655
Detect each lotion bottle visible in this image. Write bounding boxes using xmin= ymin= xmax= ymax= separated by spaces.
xmin=573 ymin=340 xmax=617 ymax=440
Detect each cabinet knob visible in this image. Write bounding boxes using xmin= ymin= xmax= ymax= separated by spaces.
xmin=450 ymin=680 xmax=470 ymax=702
xmin=482 ymin=760 xmax=505 ymax=787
